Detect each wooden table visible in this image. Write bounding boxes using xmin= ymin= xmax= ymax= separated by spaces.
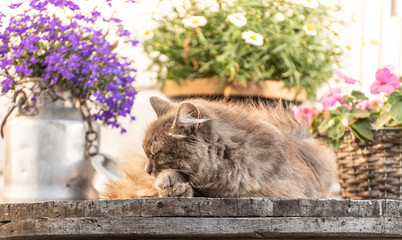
xmin=0 ymin=198 xmax=401 ymax=239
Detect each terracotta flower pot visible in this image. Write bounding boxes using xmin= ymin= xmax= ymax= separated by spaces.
xmin=163 ymin=78 xmax=307 ymax=103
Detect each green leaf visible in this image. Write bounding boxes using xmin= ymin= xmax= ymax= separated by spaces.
xmin=351 ymin=90 xmax=368 ymax=100
xmin=318 ymin=117 xmax=331 ymax=135
xmin=328 ymin=120 xmax=344 ymax=140
xmin=390 ymin=104 xmax=402 ymax=123
xmin=350 ymin=118 xmax=373 ymax=141
xmin=388 ymin=91 xmax=402 ymax=104
xmin=337 ymin=106 xmax=350 ymax=114
xmin=388 ymin=119 xmax=401 ymax=127
xmin=342 ymin=95 xmax=353 ymax=103
xmin=350 ymin=126 xmax=366 ymax=143
xmin=376 ymin=103 xmax=392 ymax=129
xmin=350 ymin=108 xmax=370 ymax=118
xmin=343 ymin=112 xmax=354 ymax=121
xmin=388 ymin=91 xmax=402 ymax=123
xmin=329 ymin=138 xmax=342 ymax=150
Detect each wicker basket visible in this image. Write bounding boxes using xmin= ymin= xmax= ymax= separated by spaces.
xmin=336 ymin=128 xmax=402 ymax=200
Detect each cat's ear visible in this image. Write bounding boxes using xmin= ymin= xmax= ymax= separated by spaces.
xmin=150 ymin=97 xmax=174 ymax=117
xmin=172 ymin=102 xmax=207 ymax=128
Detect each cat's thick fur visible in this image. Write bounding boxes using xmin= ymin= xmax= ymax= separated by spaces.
xmin=100 ymin=154 xmax=159 ymax=199
xmin=137 ymin=97 xmax=337 ymax=198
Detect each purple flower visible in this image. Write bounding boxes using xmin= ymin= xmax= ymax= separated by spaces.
xmin=0 ymin=0 xmax=138 ymax=133
xmin=111 ymin=18 xmax=121 ymax=23
xmin=74 ymin=14 xmax=85 ymax=20
xmin=13 ymin=48 xmax=24 ymax=58
xmin=30 ymin=56 xmax=39 ymax=64
xmin=0 ymin=59 xmax=12 ymax=68
xmin=21 ymin=37 xmax=39 ymax=52
xmin=30 ymin=0 xmax=48 ymax=10
xmin=15 ymin=61 xmax=33 ymax=75
xmin=8 ymin=3 xmax=23 ymax=9
xmin=57 ymin=45 xmax=69 ymax=53
xmin=67 ymin=33 xmax=81 ymax=47
xmin=1 ymin=78 xmax=15 ymax=92
xmin=92 ymin=11 xmax=101 ymax=18
xmin=119 ymin=29 xmax=130 ymax=38
xmin=131 ymin=40 xmax=139 ymax=46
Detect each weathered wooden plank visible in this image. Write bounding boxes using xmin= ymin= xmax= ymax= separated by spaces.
xmin=1 ymin=216 xmax=401 ymax=239
xmin=0 ymin=198 xmax=401 ymax=239
xmin=1 ymin=198 xmax=399 ymax=220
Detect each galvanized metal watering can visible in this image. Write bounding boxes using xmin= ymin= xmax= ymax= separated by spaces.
xmin=1 ymin=89 xmax=100 ymax=203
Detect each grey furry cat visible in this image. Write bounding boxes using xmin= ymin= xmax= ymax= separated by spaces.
xmin=139 ymin=97 xmax=337 ymax=198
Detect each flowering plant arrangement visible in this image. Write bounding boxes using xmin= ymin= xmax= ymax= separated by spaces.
xmin=0 ymin=0 xmax=137 ymax=133
xmin=144 ymin=0 xmax=343 ymax=98
xmin=294 ymin=67 xmax=402 ymax=149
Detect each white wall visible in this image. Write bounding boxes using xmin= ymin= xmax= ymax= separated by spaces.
xmin=337 ymin=0 xmax=402 ymax=94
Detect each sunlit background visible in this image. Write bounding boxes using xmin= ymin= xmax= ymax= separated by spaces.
xmin=0 ymin=0 xmax=401 ymax=199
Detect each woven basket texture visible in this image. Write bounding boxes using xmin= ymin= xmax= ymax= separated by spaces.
xmin=336 ymin=129 xmax=402 ymax=200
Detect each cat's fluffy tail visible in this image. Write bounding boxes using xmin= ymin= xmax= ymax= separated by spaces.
xmin=254 ymin=102 xmax=311 ymax=139
xmin=99 ymin=153 xmax=159 ymax=199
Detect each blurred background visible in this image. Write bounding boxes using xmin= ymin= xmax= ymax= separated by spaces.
xmin=0 ymin=0 xmax=401 ymax=200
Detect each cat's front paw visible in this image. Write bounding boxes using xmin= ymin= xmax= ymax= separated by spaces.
xmin=155 ymin=170 xmax=193 ymax=197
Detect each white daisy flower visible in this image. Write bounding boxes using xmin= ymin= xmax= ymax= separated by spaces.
xmin=144 ymin=30 xmax=154 ymax=39
xmin=303 ymin=23 xmax=317 ymax=35
xmin=241 ymin=31 xmax=264 ymax=46
xmin=182 ymin=16 xmax=208 ymax=28
xmin=227 ymin=13 xmax=247 ymax=27
xmin=286 ymin=9 xmax=294 ymax=17
xmin=149 ymin=51 xmax=160 ymax=58
xmin=274 ymin=13 xmax=285 ymax=22
xmin=159 ymin=54 xmax=169 ymax=62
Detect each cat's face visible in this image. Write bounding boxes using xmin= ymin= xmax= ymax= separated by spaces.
xmin=142 ymin=97 xmax=208 ymax=178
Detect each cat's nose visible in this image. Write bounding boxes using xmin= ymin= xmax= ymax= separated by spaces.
xmin=145 ymin=162 xmax=153 ymax=174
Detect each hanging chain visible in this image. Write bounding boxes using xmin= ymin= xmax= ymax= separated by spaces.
xmin=79 ymin=100 xmax=99 ymax=157
xmin=1 ymin=90 xmax=38 ymax=138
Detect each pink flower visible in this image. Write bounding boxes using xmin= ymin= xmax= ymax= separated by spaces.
xmin=320 ymin=88 xmax=344 ymax=110
xmin=370 ymin=67 xmax=400 ymax=94
xmin=355 ymin=100 xmax=371 ymax=110
xmin=342 ymin=104 xmax=352 ymax=110
xmin=334 ymin=70 xmax=360 ymax=85
xmin=292 ymin=105 xmax=316 ymax=126
xmin=370 ymin=99 xmax=383 ymax=110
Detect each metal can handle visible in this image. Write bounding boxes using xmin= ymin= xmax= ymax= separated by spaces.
xmin=90 ymin=154 xmax=122 ymax=181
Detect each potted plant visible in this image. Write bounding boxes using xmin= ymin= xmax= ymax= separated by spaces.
xmin=0 ymin=0 xmax=137 ymax=202
xmin=144 ymin=0 xmax=343 ymax=101
xmin=295 ymin=67 xmax=402 ymax=200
